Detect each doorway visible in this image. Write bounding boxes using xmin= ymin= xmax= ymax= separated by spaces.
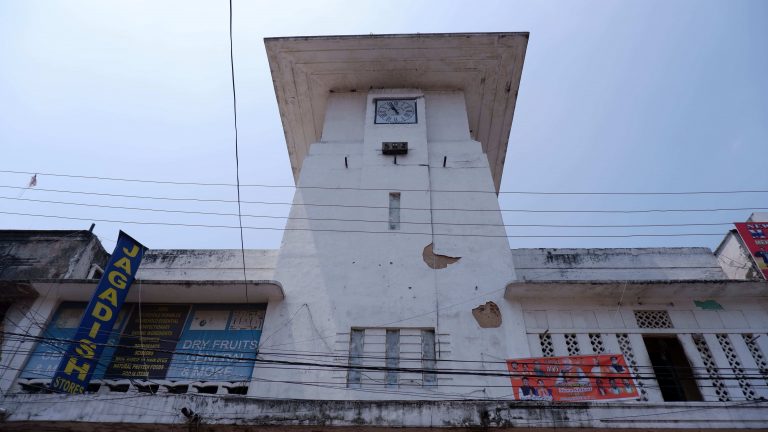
xmin=643 ymin=335 xmax=703 ymax=401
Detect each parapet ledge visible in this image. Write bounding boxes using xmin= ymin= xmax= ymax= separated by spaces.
xmin=29 ymin=279 xmax=284 ymax=303
xmin=504 ymin=279 xmax=768 ymax=300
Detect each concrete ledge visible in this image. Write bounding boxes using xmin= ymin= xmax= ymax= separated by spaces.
xmin=505 ymin=279 xmax=768 ymax=300
xmin=30 ymin=279 xmax=285 ymax=303
xmin=1 ymin=395 xmax=767 ymax=430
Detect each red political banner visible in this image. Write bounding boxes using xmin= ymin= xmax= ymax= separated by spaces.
xmin=507 ymin=354 xmax=639 ymax=402
xmin=735 ymin=222 xmax=768 ymax=280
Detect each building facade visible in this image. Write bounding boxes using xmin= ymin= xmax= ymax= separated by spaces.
xmin=0 ymin=33 xmax=767 ymax=430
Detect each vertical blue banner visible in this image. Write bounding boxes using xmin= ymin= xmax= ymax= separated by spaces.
xmin=50 ymin=231 xmax=146 ymax=394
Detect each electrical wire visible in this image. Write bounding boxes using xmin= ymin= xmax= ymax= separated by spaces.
xmin=1 ymin=169 xmax=767 ymax=196
xmin=6 ymin=331 xmax=768 ymax=382
xmin=1 ymin=184 xmax=766 ymax=214
xmin=13 ymin=301 xmax=753 ymax=371
xmin=227 ymin=0 xmax=249 ymax=305
xmin=7 ymin=343 xmax=767 ymax=380
xmin=7 ymin=324 xmax=768 ymax=408
xmin=0 ymin=210 xmax=728 ymax=238
xmin=0 ymin=194 xmax=741 ymax=229
xmin=9 ymin=319 xmax=766 ymax=375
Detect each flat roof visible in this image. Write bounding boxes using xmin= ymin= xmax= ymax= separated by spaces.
xmin=265 ymin=32 xmax=528 ymax=192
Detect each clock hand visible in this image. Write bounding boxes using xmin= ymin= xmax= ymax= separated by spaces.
xmin=389 ymin=102 xmax=399 ymax=115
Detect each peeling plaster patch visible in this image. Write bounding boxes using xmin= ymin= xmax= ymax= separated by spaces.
xmin=422 ymin=243 xmax=460 ymax=269
xmin=472 ymin=301 xmax=502 ymax=328
xmin=694 ymin=299 xmax=723 ymax=310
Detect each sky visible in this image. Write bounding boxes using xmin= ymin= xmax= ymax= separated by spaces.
xmin=0 ymin=0 xmax=766 ymax=253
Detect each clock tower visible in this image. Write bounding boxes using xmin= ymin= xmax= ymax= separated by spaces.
xmin=258 ymin=33 xmax=528 ymax=399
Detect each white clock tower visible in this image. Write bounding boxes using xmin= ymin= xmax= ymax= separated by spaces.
xmin=257 ymin=33 xmax=529 ymax=399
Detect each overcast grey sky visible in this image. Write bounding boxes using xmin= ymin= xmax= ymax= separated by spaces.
xmin=1 ymin=0 xmax=766 ymax=252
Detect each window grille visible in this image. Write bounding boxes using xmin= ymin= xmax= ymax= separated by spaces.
xmin=692 ymin=334 xmax=730 ymax=402
xmin=589 ymin=333 xmax=605 ymax=354
xmin=742 ymin=334 xmax=768 ymax=384
xmin=634 ymin=310 xmax=673 ymax=329
xmin=422 ymin=330 xmax=437 ymax=386
xmin=385 ymin=330 xmax=400 ymax=387
xmin=347 ymin=329 xmax=365 ymax=388
xmin=347 ymin=328 xmax=436 ymax=388
xmin=616 ymin=333 xmax=648 ymax=401
xmin=539 ymin=333 xmax=554 ymax=357
xmin=716 ymin=334 xmax=755 ymax=400
xmin=564 ymin=333 xmax=580 ymax=355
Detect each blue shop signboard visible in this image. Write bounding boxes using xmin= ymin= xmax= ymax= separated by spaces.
xmin=21 ymin=303 xmax=267 ymax=385
xmin=166 ymin=304 xmax=266 ymax=381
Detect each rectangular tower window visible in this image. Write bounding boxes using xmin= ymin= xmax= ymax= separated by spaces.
xmin=389 ymin=192 xmax=401 ymax=230
xmin=385 ymin=329 xmax=400 ymax=387
xmin=643 ymin=335 xmax=703 ymax=402
xmin=422 ymin=329 xmax=437 ymax=386
xmin=347 ymin=329 xmax=365 ymax=388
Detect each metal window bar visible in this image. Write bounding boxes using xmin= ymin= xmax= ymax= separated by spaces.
xmin=422 ymin=329 xmax=437 ymax=386
xmin=385 ymin=329 xmax=400 ymax=388
xmin=347 ymin=329 xmax=364 ymax=388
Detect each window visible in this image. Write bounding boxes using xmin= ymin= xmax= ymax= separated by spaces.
xmin=347 ymin=329 xmax=365 ymax=388
xmin=385 ymin=330 xmax=399 ymax=387
xmin=634 ymin=310 xmax=673 ymax=329
xmin=347 ymin=328 xmax=436 ymax=388
xmin=421 ymin=329 xmax=437 ymax=386
xmin=643 ymin=336 xmax=703 ymax=402
xmin=388 ymin=192 xmax=401 ymax=230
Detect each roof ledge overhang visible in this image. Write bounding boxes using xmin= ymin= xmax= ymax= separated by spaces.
xmin=505 ymin=279 xmax=768 ymax=300
xmin=0 ymin=281 xmax=39 ymax=302
xmin=265 ymin=32 xmax=529 ymax=193
xmin=30 ymin=279 xmax=284 ymax=303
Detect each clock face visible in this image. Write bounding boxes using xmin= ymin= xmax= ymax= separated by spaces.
xmin=375 ymin=99 xmax=417 ymax=124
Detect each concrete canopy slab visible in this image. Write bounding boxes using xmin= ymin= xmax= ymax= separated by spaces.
xmin=265 ymin=32 xmax=528 ymax=192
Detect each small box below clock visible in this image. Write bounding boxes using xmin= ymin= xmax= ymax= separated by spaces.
xmin=382 ymin=142 xmax=408 ymax=155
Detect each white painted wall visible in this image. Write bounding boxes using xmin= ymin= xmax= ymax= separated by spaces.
xmin=251 ymin=90 xmax=524 ymax=400
xmin=137 ymin=249 xmax=277 ymax=281
xmin=716 ymin=233 xmax=758 ymax=280
xmin=512 ymin=248 xmax=728 ymax=281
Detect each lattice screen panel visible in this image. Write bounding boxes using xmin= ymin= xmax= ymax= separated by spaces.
xmin=539 ymin=333 xmax=554 ymax=357
xmin=564 ymin=333 xmax=580 ymax=355
xmin=589 ymin=333 xmax=605 ymax=354
xmin=634 ymin=310 xmax=673 ymax=329
xmin=616 ymin=333 xmax=648 ymax=401
xmin=692 ymin=334 xmax=730 ymax=402
xmin=717 ymin=334 xmax=756 ymax=400
xmin=742 ymin=334 xmax=768 ymax=385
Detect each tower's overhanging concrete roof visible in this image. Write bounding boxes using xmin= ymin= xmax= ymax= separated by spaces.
xmin=265 ymin=32 xmax=528 ymax=192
